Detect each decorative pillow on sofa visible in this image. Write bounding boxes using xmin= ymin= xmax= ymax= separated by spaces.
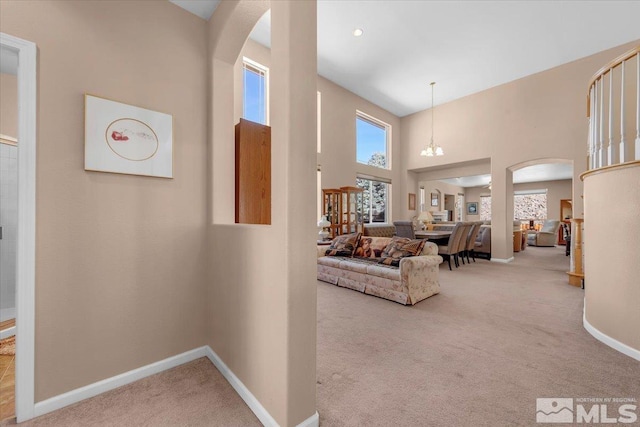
xmin=354 ymin=237 xmax=391 ymax=259
xmin=325 ymin=232 xmax=362 ymax=257
xmin=378 ymin=237 xmax=426 ymax=267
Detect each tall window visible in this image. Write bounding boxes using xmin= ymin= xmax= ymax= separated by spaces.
xmin=317 ymin=168 xmax=322 ymax=221
xmin=356 ymin=112 xmax=390 ymax=169
xmin=243 ymin=58 xmax=268 ymax=125
xmin=317 ymin=91 xmax=322 ymax=153
xmin=356 ymin=176 xmax=389 ymax=223
xmin=480 ymin=195 xmax=491 ymax=221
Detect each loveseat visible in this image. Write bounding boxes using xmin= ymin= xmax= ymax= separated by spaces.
xmin=317 ymin=236 xmax=442 ymax=305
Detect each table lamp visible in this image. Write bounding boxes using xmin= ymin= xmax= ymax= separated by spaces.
xmin=317 ymin=217 xmax=331 ymax=241
xmin=417 ymin=211 xmax=434 ymax=230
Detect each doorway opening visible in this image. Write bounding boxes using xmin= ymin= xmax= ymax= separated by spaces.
xmin=0 ymin=45 xmax=19 ymax=421
xmin=0 ymin=32 xmax=37 ymax=423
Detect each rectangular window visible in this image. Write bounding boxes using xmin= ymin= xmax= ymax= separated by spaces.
xmin=356 ymin=176 xmax=390 ymax=224
xmin=480 ymin=195 xmax=491 ymax=221
xmin=356 ymin=112 xmax=390 ymax=169
xmin=317 ymin=91 xmax=322 ymax=153
xmin=514 ymin=190 xmax=547 ymax=220
xmin=243 ymin=58 xmax=268 ymax=125
xmin=317 ymin=168 xmax=322 ymax=222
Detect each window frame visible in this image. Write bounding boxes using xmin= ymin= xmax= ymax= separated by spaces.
xmin=356 ymin=174 xmax=391 ymax=225
xmin=242 ymin=57 xmax=269 ymax=125
xmin=356 ymin=111 xmax=391 ymax=170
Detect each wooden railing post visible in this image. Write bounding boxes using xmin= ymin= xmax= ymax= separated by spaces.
xmin=568 ymin=219 xmax=584 ymax=287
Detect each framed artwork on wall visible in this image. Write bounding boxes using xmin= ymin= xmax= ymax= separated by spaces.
xmin=408 ymin=193 xmax=416 ymax=210
xmin=431 ymin=193 xmax=438 ymax=207
xmin=84 ymin=94 xmax=173 ymax=178
xmin=467 ymin=202 xmax=478 ymax=215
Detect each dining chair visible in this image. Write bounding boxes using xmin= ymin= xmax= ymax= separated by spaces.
xmin=437 ymin=222 xmax=465 ymax=270
xmin=455 ymin=222 xmax=473 ymax=265
xmin=393 ymin=221 xmax=415 ymax=239
xmin=464 ymin=222 xmax=483 ymax=263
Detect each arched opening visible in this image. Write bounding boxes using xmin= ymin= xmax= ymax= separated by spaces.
xmin=502 ymin=158 xmax=574 ymax=267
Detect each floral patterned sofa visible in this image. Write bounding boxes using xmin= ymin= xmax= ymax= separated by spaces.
xmin=317 ymin=236 xmax=442 ymax=305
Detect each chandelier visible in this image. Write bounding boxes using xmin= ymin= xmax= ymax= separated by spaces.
xmin=420 ymin=82 xmax=444 ymax=157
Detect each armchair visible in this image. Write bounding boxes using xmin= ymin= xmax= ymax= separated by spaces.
xmin=527 ymin=220 xmax=561 ymax=247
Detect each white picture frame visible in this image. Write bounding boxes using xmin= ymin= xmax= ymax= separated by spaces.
xmin=84 ymin=94 xmax=173 ymax=178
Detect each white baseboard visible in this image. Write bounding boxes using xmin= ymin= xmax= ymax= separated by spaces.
xmin=0 ymin=326 xmax=15 ymax=340
xmin=583 ymin=305 xmax=640 ymax=362
xmin=204 ymin=346 xmax=280 ymax=426
xmin=31 ymin=345 xmax=319 ymax=427
xmin=490 ymin=257 xmax=514 ymax=263
xmin=34 ymin=346 xmax=209 ymax=417
xmin=296 ymin=411 xmax=319 ymax=427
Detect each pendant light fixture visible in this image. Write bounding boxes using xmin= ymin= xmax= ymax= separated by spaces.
xmin=420 ymin=82 xmax=444 ymax=157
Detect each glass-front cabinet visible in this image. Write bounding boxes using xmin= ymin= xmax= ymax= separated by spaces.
xmin=322 ymin=189 xmax=342 ymax=239
xmin=340 ymin=186 xmax=364 ymax=235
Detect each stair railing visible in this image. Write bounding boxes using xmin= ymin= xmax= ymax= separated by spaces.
xmin=587 ymin=46 xmax=640 ymax=170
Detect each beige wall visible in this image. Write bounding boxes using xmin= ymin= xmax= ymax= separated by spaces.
xmin=0 ymin=0 xmax=209 ymax=401
xmin=464 ymin=179 xmax=572 ymax=223
xmin=401 ymin=40 xmax=639 ymax=260
xmin=234 ymin=39 xmax=403 ymax=223
xmin=0 ymin=73 xmax=17 ymax=139
xmin=417 ymin=180 xmax=464 ymax=216
xmin=208 ymin=1 xmax=317 ymax=425
xmin=583 ymin=162 xmax=640 ymax=353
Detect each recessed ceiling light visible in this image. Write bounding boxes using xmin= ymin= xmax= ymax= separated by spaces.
xmin=353 ymin=28 xmax=363 ymax=37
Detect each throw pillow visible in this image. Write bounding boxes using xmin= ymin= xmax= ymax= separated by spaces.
xmin=325 ymin=232 xmax=362 ymax=257
xmin=354 ymin=237 xmax=390 ymax=259
xmin=378 ymin=237 xmax=427 ymax=267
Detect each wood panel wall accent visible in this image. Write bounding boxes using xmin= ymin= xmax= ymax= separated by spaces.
xmin=235 ymin=119 xmax=271 ymax=224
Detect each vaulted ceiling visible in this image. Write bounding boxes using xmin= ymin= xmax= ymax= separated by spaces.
xmin=170 ymin=0 xmax=640 ymax=117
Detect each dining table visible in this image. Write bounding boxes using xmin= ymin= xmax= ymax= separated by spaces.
xmin=415 ymin=230 xmax=452 ymax=240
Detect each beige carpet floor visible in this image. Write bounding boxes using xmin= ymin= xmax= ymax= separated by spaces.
xmin=316 ymin=246 xmax=640 ymax=426
xmin=2 ymin=247 xmax=638 ymax=426
xmin=0 ymin=358 xmax=261 ymax=426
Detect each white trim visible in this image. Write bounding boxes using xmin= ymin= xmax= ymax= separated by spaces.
xmin=355 ymin=110 xmax=392 ymax=171
xmin=0 ymin=326 xmax=16 ymax=340
xmin=583 ymin=302 xmax=640 ymax=362
xmin=1 ymin=32 xmax=37 ymax=423
xmin=30 ymin=345 xmax=318 ymax=427
xmin=490 ymin=257 xmax=514 ymax=263
xmin=34 ymin=347 xmax=209 ymax=417
xmin=204 ymin=346 xmax=280 ymax=427
xmin=296 ymin=411 xmax=320 ymax=427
